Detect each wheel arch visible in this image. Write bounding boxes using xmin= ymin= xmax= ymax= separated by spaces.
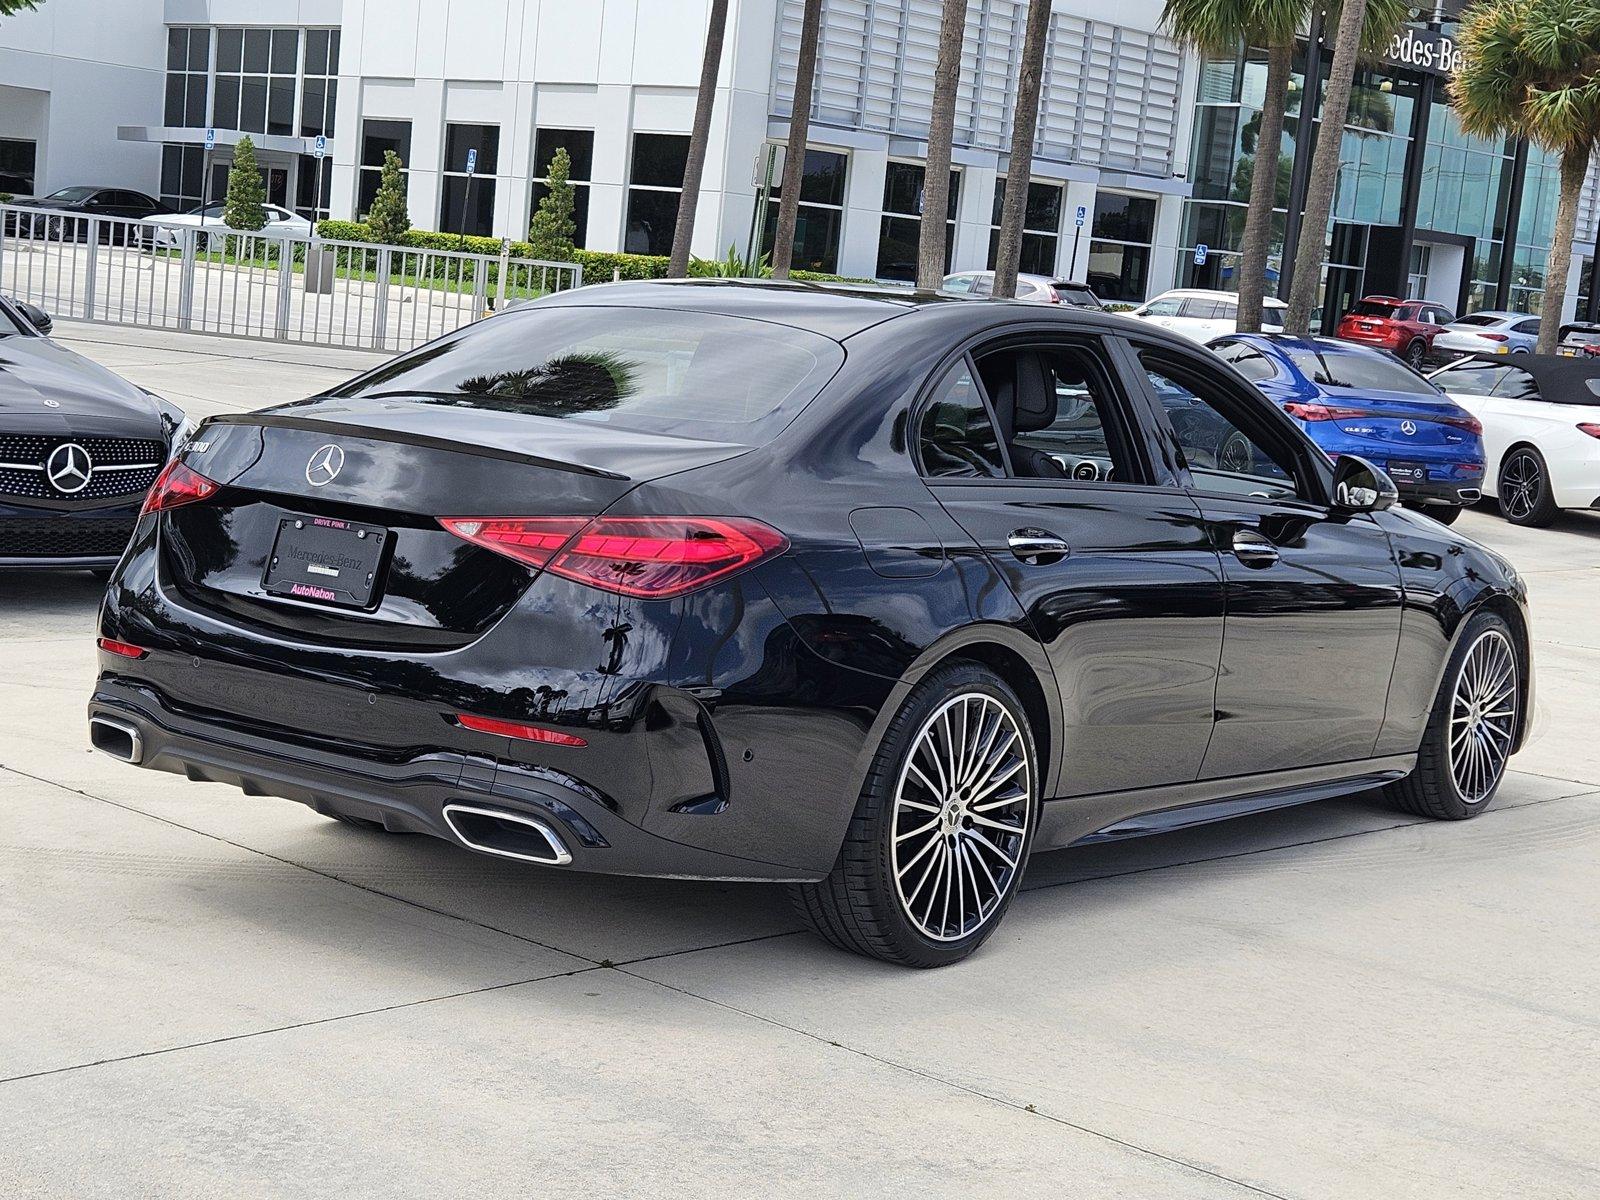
xmin=1467 ymin=589 xmax=1534 ymax=754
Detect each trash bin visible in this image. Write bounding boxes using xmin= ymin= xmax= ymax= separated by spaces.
xmin=304 ymin=243 xmax=336 ymax=294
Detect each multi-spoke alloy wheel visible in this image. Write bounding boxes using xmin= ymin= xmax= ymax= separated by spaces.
xmin=1498 ymin=447 xmax=1556 ymax=526
xmin=1447 ymin=630 xmax=1517 ymax=805
xmin=890 ymin=693 xmax=1031 ymax=942
xmin=1386 ymin=610 xmax=1521 ymax=821
xmin=787 ymin=662 xmax=1038 ymax=966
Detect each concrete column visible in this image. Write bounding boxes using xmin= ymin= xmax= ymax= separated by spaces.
xmin=1060 ymin=180 xmax=1099 ymax=282
xmin=1149 ymin=192 xmax=1185 ymax=299
xmin=839 ymin=149 xmax=888 ymax=280
xmin=586 ymin=84 xmax=633 ymax=254
xmin=955 ymin=163 xmax=998 ymax=273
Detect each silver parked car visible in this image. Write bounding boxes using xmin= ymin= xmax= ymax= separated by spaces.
xmin=940 ymin=271 xmax=1104 ymax=308
xmin=1432 ymin=310 xmax=1541 ymax=360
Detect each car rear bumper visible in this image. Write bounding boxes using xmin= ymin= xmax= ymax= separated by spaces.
xmin=1398 ymin=476 xmax=1482 ymax=507
xmin=87 ymin=675 xmax=823 ymax=882
xmin=1337 ymin=328 xmax=1404 ymax=350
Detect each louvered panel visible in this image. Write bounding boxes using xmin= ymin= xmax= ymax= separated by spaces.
xmin=1036 ymin=15 xmax=1087 ymax=163
xmin=813 ymin=0 xmax=873 ymax=125
xmin=862 ymin=0 xmax=909 ymax=131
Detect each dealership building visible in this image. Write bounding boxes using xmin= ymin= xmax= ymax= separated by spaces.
xmin=2 ymin=0 xmax=1597 ymax=323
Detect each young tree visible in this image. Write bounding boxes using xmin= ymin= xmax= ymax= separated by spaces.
xmin=365 ymin=149 xmax=411 ymax=245
xmin=993 ymin=0 xmax=1052 ymax=299
xmin=528 ymin=147 xmax=577 ymax=261
xmin=1161 ymin=0 xmax=1306 ymax=331
xmin=917 ymin=0 xmax=969 ymax=291
xmin=1454 ymin=0 xmax=1600 ymax=353
xmin=771 ymin=0 xmax=824 ymax=279
xmin=222 ymin=135 xmax=267 ymax=232
xmin=669 ymin=0 xmax=730 ymax=278
xmin=1282 ymin=0 xmax=1413 ymax=335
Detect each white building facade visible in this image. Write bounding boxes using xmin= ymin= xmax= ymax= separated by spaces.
xmin=1 ymin=0 xmax=1596 ymax=316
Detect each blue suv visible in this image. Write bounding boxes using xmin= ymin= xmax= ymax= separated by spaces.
xmin=1210 ymin=334 xmax=1485 ymax=523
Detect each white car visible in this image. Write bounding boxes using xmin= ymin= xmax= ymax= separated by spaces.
xmin=1429 ymin=354 xmax=1600 ymax=526
xmin=940 ymin=271 xmax=1104 ymax=308
xmin=1131 ymin=289 xmax=1288 ymax=342
xmin=141 ymin=203 xmax=312 ymax=249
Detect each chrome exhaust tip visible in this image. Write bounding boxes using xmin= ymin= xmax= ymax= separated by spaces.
xmin=441 ymin=803 xmax=573 ymax=866
xmin=89 ymin=715 xmax=142 ymax=765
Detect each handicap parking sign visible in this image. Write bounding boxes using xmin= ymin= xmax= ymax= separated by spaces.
xmin=465 ymin=148 xmax=478 ymax=175
xmin=1194 ymin=244 xmax=1209 ymax=266
xmin=312 ymin=134 xmax=328 ymax=160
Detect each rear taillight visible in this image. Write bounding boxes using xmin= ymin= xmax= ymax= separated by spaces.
xmin=97 ymin=637 xmax=148 ymax=659
xmin=142 ymin=460 xmax=220 ymax=515
xmin=454 ymin=712 xmax=587 ymax=747
xmin=1282 ymin=401 xmax=1370 ymax=422
xmin=1442 ymin=412 xmax=1483 ymax=436
xmin=1046 ymin=285 xmax=1062 ymax=304
xmin=1578 ymin=423 xmax=1600 ymax=440
xmin=1480 ymin=333 xmax=1510 ymax=342
xmin=438 ymin=515 xmax=788 ymax=598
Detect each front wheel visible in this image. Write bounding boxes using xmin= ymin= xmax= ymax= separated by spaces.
xmin=1498 ymin=445 xmax=1559 ymax=526
xmin=1385 ymin=611 xmax=1520 ymax=820
xmin=788 ymin=662 xmax=1039 ymax=967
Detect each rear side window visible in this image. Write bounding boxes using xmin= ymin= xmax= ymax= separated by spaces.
xmin=1180 ymin=299 xmax=1224 ymax=319
xmin=332 ymin=306 xmax=845 ymax=444
xmin=1213 ymin=341 xmax=1278 ymax=383
xmin=1514 ymin=319 xmax=1540 ymax=335
xmin=918 ymin=362 xmax=1005 ymax=478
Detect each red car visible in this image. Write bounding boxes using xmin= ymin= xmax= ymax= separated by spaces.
xmin=1335 ymin=296 xmax=1456 ymax=370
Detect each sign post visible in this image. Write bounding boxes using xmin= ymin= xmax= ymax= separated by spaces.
xmin=1071 ymin=204 xmax=1088 ymax=278
xmin=458 ymin=147 xmax=477 ymax=250
xmin=201 ymin=127 xmax=217 ymax=234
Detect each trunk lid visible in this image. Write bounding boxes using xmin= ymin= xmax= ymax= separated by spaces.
xmin=164 ymin=397 xmax=750 ymax=647
xmin=1325 ymin=391 xmax=1476 ymax=450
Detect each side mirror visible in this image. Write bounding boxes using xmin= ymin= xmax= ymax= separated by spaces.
xmin=15 ymin=301 xmax=52 ymax=335
xmin=1331 ymin=454 xmax=1398 ymax=513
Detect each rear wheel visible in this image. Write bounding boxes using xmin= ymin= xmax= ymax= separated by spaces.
xmin=1405 ymin=339 xmax=1427 ymax=370
xmin=1498 ymin=445 xmax=1559 ymax=526
xmin=1386 ymin=611 xmax=1519 ymax=820
xmin=788 ymin=661 xmax=1038 ymax=967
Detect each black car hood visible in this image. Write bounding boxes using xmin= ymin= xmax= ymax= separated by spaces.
xmin=0 ymin=335 xmax=165 ymax=438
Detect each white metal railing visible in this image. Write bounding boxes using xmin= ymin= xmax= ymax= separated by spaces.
xmin=0 ymin=203 xmax=582 ymax=352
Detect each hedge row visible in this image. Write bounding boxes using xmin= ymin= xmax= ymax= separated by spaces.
xmin=313 ymin=220 xmax=864 ymax=285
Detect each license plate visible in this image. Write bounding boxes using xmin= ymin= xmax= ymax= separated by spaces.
xmin=1386 ymin=461 xmax=1428 ymax=484
xmin=1558 ymin=347 xmax=1578 ymax=357
xmin=263 ymin=513 xmax=389 ymax=609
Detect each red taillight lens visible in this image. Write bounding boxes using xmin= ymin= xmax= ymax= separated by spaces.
xmin=454 ymin=712 xmax=587 ymax=746
xmin=439 ymin=515 xmax=788 ymax=598
xmin=1282 ymin=401 xmax=1369 ymax=422
xmin=142 ymin=460 xmax=220 ymax=515
xmin=1480 ymin=333 xmax=1510 ymax=342
xmin=1443 ymin=412 xmax=1483 ymax=436
xmin=1578 ymin=423 xmax=1600 ymax=440
xmin=97 ymin=637 xmax=148 ymax=659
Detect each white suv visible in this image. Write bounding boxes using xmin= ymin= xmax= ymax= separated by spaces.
xmin=1131 ymin=289 xmax=1287 ymax=342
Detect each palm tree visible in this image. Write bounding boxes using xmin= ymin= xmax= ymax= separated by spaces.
xmin=1454 ymin=0 xmax=1600 ymax=353
xmin=993 ymin=0 xmax=1052 ymax=299
xmin=1161 ymin=0 xmax=1306 ymax=333
xmin=668 ymin=0 xmax=730 ymax=279
xmin=772 ymin=0 xmax=824 ymax=280
xmin=1282 ymin=0 xmax=1413 ymax=335
xmin=917 ymin=0 xmax=969 ymax=291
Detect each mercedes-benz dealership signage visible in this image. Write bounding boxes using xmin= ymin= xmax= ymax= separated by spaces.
xmin=1382 ymin=25 xmax=1467 ymax=78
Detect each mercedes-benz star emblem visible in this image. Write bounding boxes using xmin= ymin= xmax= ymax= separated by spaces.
xmin=46 ymin=443 xmax=93 ymax=495
xmin=305 ymin=443 xmax=344 ymax=486
xmin=1401 ymin=420 xmax=1418 ymax=437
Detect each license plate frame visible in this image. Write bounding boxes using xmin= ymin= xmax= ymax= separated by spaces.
xmin=1386 ymin=460 xmax=1428 ymax=485
xmin=263 ymin=513 xmax=390 ymax=610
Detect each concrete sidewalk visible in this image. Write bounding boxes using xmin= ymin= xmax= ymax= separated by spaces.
xmin=3 ymin=330 xmax=1599 ymax=1197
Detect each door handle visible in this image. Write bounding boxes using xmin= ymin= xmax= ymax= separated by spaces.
xmin=1231 ymin=528 xmax=1280 ymax=567
xmin=1008 ymin=528 xmax=1070 ymax=563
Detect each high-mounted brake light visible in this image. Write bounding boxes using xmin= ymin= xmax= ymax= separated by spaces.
xmin=438 ymin=515 xmax=788 ymax=598
xmin=454 ymin=712 xmax=587 ymax=747
xmin=142 ymin=460 xmax=220 ymax=515
xmin=97 ymin=637 xmax=148 ymax=659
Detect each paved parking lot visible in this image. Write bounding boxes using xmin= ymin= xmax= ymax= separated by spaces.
xmin=3 ymin=324 xmax=1598 ymax=1197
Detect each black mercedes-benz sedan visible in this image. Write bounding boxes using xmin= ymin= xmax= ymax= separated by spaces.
xmin=1 ymin=296 xmax=188 ymax=571
xmin=87 ymin=281 xmax=1531 ymax=966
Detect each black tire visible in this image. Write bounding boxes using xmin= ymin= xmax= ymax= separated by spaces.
xmin=787 ymin=661 xmax=1039 ymax=967
xmin=1405 ymin=339 xmax=1427 ymax=371
xmin=1429 ymin=504 xmax=1463 ymax=526
xmin=1385 ymin=610 xmax=1519 ymax=820
xmin=1497 ymin=445 xmax=1559 ymax=527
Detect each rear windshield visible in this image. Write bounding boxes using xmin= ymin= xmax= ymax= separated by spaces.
xmin=1349 ymin=301 xmax=1401 ymax=317
xmin=1286 ymin=346 xmax=1438 ymax=395
xmin=1455 ymin=314 xmax=1500 ymax=327
xmin=333 ymin=306 xmax=845 ymax=444
xmin=1562 ymin=329 xmax=1600 ymax=347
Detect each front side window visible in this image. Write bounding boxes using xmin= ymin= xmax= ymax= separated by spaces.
xmin=1431 ymin=360 xmax=1512 ymax=397
xmin=918 ymin=362 xmax=1005 ymax=479
xmin=1142 ymin=298 xmax=1181 ymax=317
xmin=1139 ymin=351 xmax=1300 ymax=500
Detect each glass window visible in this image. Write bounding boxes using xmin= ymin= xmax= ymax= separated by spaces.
xmin=877 ymin=161 xmax=960 ymax=282
xmin=625 ymin=133 xmax=689 ymax=255
xmin=532 ymin=128 xmax=594 ymax=249
xmin=439 ymin=124 xmax=500 ymax=237
xmin=357 ymin=118 xmax=411 ymax=218
xmin=159 ymin=143 xmax=206 ymax=212
xmin=1430 ymin=361 xmax=1514 ymax=397
xmin=1285 ymin=346 xmax=1439 ymax=395
xmin=975 ymin=346 xmax=1138 ymax=483
xmin=163 ymin=27 xmax=210 ymax=131
xmin=0 ymin=137 xmax=38 ymax=194
xmin=760 ymin=148 xmax=848 ymax=274
xmin=1088 ymin=192 xmax=1157 ymax=302
xmin=918 ymin=362 xmax=1005 ymax=478
xmin=986 ymin=178 xmax=1063 ymax=277
xmin=1141 ymin=298 xmax=1181 ymax=317
xmin=336 ymin=308 xmax=844 ymax=446
xmin=1213 ymin=340 xmax=1279 ymax=383
xmin=1139 ymin=352 xmax=1299 ymax=499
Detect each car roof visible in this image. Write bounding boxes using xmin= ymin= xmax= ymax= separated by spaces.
xmin=1435 ymin=352 xmax=1600 ymax=396
xmin=1224 ymin=332 xmax=1388 ymax=357
xmin=1153 ymin=289 xmax=1287 ymax=307
xmin=1455 ymin=310 xmax=1525 ymax=321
